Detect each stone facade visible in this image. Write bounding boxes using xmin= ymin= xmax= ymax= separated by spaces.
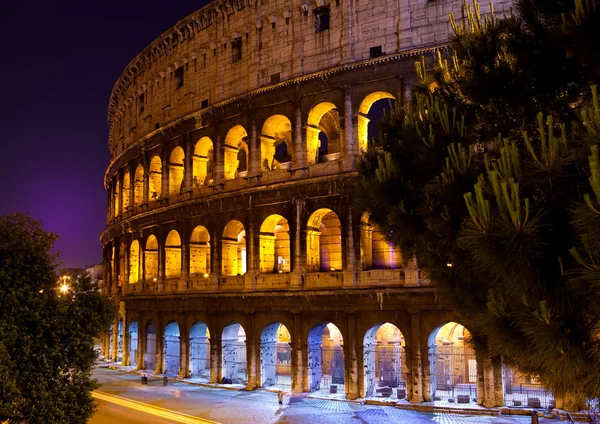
xmin=101 ymin=0 xmax=512 ymax=407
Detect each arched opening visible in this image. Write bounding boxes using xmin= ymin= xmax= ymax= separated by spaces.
xmin=261 ymin=115 xmax=293 ymax=171
xmin=133 ymin=164 xmax=144 ymax=207
xmin=128 ymin=321 xmax=139 ymax=367
xmin=113 ymin=179 xmax=120 ymax=217
xmin=221 ymin=323 xmax=247 ymax=384
xmin=122 ymin=171 xmax=131 ymax=212
xmin=429 ymin=322 xmax=477 ymax=404
xmin=360 ymin=213 xmax=401 ymax=270
xmin=144 ymin=320 xmax=157 ymax=371
xmin=189 ymin=322 xmax=211 ymax=381
xmin=357 ymin=92 xmax=395 ymax=151
xmin=363 ymin=323 xmax=406 ymax=399
xmin=222 ymin=221 xmax=246 ymax=276
xmin=503 ymin=367 xmax=554 ymax=408
xmin=165 ymin=230 xmax=182 ymax=279
xmin=307 ymin=322 xmax=344 ymax=396
xmin=168 ymin=147 xmax=185 ymax=196
xmin=306 ymin=209 xmax=342 ymax=272
xmin=193 ymin=137 xmax=214 ymax=187
xmin=117 ymin=319 xmax=123 ymax=363
xmin=260 ymin=323 xmax=292 ymax=390
xmin=149 ymin=155 xmax=162 ymax=202
xmin=144 ymin=235 xmax=158 ymax=282
xmin=224 ymin=125 xmax=249 ymax=180
xmin=163 ymin=321 xmax=180 ymax=377
xmin=190 ymin=226 xmax=211 ymax=276
xmin=129 ymin=240 xmax=140 ymax=283
xmin=306 ymin=102 xmax=340 ymax=164
xmin=259 ymin=215 xmax=290 ymax=273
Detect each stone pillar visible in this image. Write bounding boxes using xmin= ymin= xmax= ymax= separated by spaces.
xmin=179 ymin=320 xmax=190 ymax=378
xmin=138 ymin=318 xmax=147 ymax=370
xmin=342 ymin=86 xmax=355 ymax=171
xmin=122 ymin=315 xmax=130 ymax=366
xmin=293 ymin=101 xmax=307 ymax=172
xmin=246 ymin=321 xmax=259 ymax=390
xmin=492 ymin=358 xmax=504 ymax=407
xmin=245 ymin=214 xmax=257 ymax=290
xmin=160 ymin=154 xmax=169 ymax=200
xmin=346 ymin=313 xmax=360 ymax=400
xmin=182 ymin=137 xmax=193 ymax=193
xmin=404 ymin=257 xmax=421 ymax=287
xmin=343 ymin=206 xmax=357 ymax=288
xmin=111 ymin=320 xmax=119 ymax=362
xmin=291 ymin=313 xmax=304 ymax=394
xmin=154 ymin=320 xmax=164 ymax=375
xmin=213 ymin=133 xmax=224 ymax=185
xmin=211 ymin=228 xmax=221 ymax=290
xmin=291 ymin=199 xmax=303 ymax=289
xmin=128 ymin=166 xmax=135 ymax=212
xmin=476 ymin=347 xmax=486 ymax=406
xmin=340 ymin=0 xmax=354 ymax=64
xmin=106 ymin=182 xmax=112 ymax=222
xmin=117 ymin=172 xmax=124 ymax=217
xmin=158 ymin=232 xmax=166 ymax=291
xmin=409 ymin=311 xmax=424 ymax=402
xmin=181 ymin=241 xmax=189 ymax=291
xmin=248 ymin=119 xmax=260 ymax=177
xmin=142 ymin=161 xmax=150 ymax=205
xmin=210 ymin=329 xmax=222 ymax=383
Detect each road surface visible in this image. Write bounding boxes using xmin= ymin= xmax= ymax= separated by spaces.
xmin=91 ymin=398 xmax=184 ymax=424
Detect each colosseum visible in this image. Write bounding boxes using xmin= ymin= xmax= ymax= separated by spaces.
xmin=99 ymin=0 xmax=551 ymax=410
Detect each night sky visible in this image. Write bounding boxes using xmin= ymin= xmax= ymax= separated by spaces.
xmin=0 ymin=0 xmax=211 ymax=268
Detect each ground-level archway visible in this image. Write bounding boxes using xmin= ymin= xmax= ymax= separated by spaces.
xmin=221 ymin=323 xmax=247 ymax=384
xmin=503 ymin=367 xmax=554 ymax=408
xmin=163 ymin=321 xmax=180 ymax=376
xmin=308 ymin=322 xmax=345 ymax=397
xmin=108 ymin=324 xmax=114 ymax=360
xmin=117 ymin=319 xmax=123 ymax=363
xmin=144 ymin=320 xmax=157 ymax=371
xmin=260 ymin=322 xmax=292 ymax=390
xmin=363 ymin=322 xmax=406 ymax=399
xmin=429 ymin=322 xmax=477 ymax=404
xmin=128 ymin=321 xmax=138 ymax=367
xmin=189 ymin=321 xmax=210 ymax=381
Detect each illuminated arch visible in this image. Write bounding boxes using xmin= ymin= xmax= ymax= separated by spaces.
xmin=360 ymin=212 xmax=401 ymax=270
xmin=128 ymin=320 xmax=138 ymax=367
xmin=222 ymin=322 xmax=247 ymax=384
xmin=307 ymin=322 xmax=344 ymax=394
xmin=306 ymin=102 xmax=340 ymax=164
xmin=122 ymin=171 xmax=131 ymax=212
xmin=428 ymin=322 xmax=477 ymax=403
xmin=222 ymin=220 xmax=246 ymax=276
xmin=133 ymin=164 xmax=144 ymax=207
xmin=261 ymin=115 xmax=293 ymax=171
xmin=149 ymin=155 xmax=162 ymax=202
xmin=193 ymin=137 xmax=214 ymax=187
xmin=129 ymin=240 xmax=140 ymax=284
xmin=163 ymin=321 xmax=180 ymax=376
xmin=260 ymin=322 xmax=292 ymax=389
xmin=259 ymin=215 xmax=290 ymax=273
xmin=144 ymin=235 xmax=158 ymax=281
xmin=189 ymin=321 xmax=211 ymax=380
xmin=190 ymin=226 xmax=211 ymax=276
xmin=357 ymin=92 xmax=395 ymax=151
xmin=165 ymin=230 xmax=182 ymax=278
xmin=168 ymin=146 xmax=185 ymax=196
xmin=363 ymin=322 xmax=406 ymax=398
xmin=224 ymin=125 xmax=248 ymax=180
xmin=306 ymin=208 xmax=342 ymax=272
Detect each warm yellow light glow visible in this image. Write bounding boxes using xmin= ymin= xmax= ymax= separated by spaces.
xmin=60 ymin=283 xmax=69 ymax=294
xmin=204 ymin=273 xmax=209 ymax=278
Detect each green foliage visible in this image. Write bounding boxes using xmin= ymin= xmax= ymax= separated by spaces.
xmin=356 ymin=0 xmax=600 ymax=402
xmin=0 ymin=213 xmax=116 ymax=423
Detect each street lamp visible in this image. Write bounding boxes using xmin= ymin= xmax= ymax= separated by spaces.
xmin=59 ymin=275 xmax=70 ymax=294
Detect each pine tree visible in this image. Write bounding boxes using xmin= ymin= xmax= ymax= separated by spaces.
xmin=357 ymin=0 xmax=600 ymax=406
xmin=0 ymin=213 xmax=116 ymax=423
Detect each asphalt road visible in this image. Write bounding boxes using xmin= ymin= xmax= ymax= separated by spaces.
xmin=91 ymin=398 xmax=184 ymax=424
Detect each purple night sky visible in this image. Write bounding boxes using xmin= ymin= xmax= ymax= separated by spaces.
xmin=0 ymin=0 xmax=211 ymax=268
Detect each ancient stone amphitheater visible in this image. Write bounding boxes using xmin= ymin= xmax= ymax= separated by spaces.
xmin=99 ymin=0 xmax=542 ymax=409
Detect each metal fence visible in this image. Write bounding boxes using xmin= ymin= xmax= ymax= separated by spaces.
xmin=432 ymin=345 xmax=478 ymax=404
xmin=504 ymin=369 xmax=555 ymax=409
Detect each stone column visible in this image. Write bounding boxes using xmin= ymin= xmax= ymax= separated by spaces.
xmin=248 ymin=119 xmax=260 ymax=177
xmin=342 ymin=87 xmax=355 ymax=171
xmin=117 ymin=172 xmax=124 ymax=217
xmin=492 ymin=357 xmax=504 ymax=407
xmin=111 ymin=320 xmax=119 ymax=362
xmin=476 ymin=346 xmax=486 ymax=406
xmin=409 ymin=311 xmax=424 ymax=402
xmin=182 ymin=137 xmax=193 ymax=193
xmin=246 ymin=320 xmax=259 ymax=390
xmin=245 ymin=213 xmax=257 ymax=290
xmin=343 ymin=206 xmax=357 ymax=288
xmin=213 ymin=132 xmax=224 ymax=185
xmin=210 ymin=329 xmax=222 ymax=383
xmin=340 ymin=0 xmax=354 ymax=64
xmin=160 ymin=154 xmax=169 ymax=200
xmin=138 ymin=317 xmax=147 ymax=370
xmin=291 ymin=199 xmax=304 ymax=289
xmin=128 ymin=166 xmax=135 ymax=212
xmin=293 ymin=101 xmax=307 ymax=172
xmin=346 ymin=313 xmax=360 ymax=400
xmin=154 ymin=319 xmax=164 ymax=375
xmin=179 ymin=320 xmax=190 ymax=378
xmin=112 ymin=239 xmax=121 ymax=295
xmin=180 ymin=241 xmax=189 ymax=292
xmin=142 ymin=160 xmax=150 ymax=205
xmin=291 ymin=313 xmax=304 ymax=394
xmin=122 ymin=315 xmax=130 ymax=366
xmin=158 ymin=232 xmax=166 ymax=291
xmin=106 ymin=182 xmax=113 ymax=222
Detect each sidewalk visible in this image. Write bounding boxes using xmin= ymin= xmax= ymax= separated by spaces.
xmin=93 ymin=367 xmax=570 ymax=424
